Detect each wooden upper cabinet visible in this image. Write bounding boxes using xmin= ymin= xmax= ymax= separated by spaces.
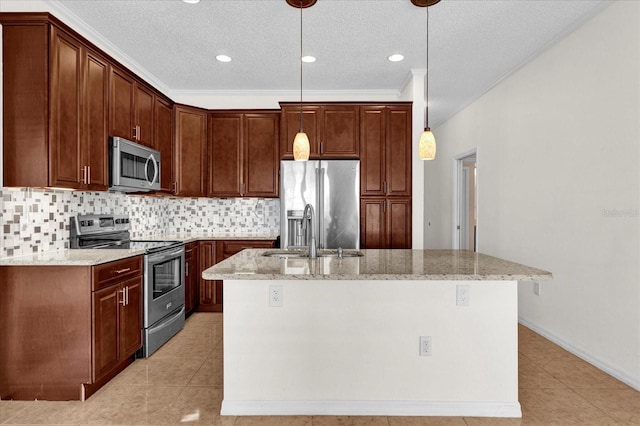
xmin=109 ymin=67 xmax=135 ymax=141
xmin=49 ymin=27 xmax=83 ymax=189
xmin=360 ymin=104 xmax=411 ymax=197
xmin=109 ymin=66 xmax=155 ymax=147
xmin=0 ymin=16 xmax=108 ymax=190
xmin=154 ymin=98 xmax=174 ymax=193
xmin=174 ymin=105 xmax=207 ymax=197
xmin=208 ymin=114 xmax=242 ymax=197
xmin=208 ymin=111 xmax=279 ymax=198
xmin=280 ymin=103 xmax=358 ymax=159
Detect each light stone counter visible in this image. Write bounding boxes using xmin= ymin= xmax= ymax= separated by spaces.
xmin=0 ymin=248 xmax=145 ymax=266
xmin=202 ymin=248 xmax=552 ymax=281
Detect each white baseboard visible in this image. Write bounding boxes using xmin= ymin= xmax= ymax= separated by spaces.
xmin=518 ymin=317 xmax=640 ymax=391
xmin=221 ymin=400 xmax=522 ymax=418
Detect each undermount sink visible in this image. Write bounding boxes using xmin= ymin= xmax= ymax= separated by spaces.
xmin=262 ymin=249 xmax=364 ymax=259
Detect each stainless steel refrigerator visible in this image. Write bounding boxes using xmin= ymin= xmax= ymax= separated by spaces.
xmin=280 ymin=160 xmax=360 ymax=250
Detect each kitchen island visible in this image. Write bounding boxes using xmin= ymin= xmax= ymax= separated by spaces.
xmin=202 ymin=249 xmax=552 ymax=418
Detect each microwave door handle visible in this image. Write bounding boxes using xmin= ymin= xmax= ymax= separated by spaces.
xmin=145 ymin=154 xmax=159 ymax=187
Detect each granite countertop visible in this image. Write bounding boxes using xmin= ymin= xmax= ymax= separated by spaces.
xmin=0 ymin=233 xmax=279 ymax=266
xmin=202 ymin=249 xmax=553 ymax=281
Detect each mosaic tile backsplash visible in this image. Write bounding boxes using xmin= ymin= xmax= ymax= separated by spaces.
xmin=1 ymin=188 xmax=280 ymax=257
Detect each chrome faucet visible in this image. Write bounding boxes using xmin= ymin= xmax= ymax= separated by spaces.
xmin=302 ymin=203 xmax=317 ymax=259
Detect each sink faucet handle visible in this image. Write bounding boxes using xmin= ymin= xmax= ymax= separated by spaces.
xmin=337 ymin=247 xmax=343 ymax=258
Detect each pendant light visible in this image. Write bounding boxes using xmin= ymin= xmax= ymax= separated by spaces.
xmin=412 ymin=0 xmax=440 ymax=160
xmin=288 ymin=0 xmax=317 ymax=161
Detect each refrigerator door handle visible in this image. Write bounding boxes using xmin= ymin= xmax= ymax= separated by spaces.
xmin=317 ymin=165 xmax=325 ymax=249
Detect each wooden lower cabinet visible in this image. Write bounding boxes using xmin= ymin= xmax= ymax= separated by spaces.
xmin=197 ymin=239 xmax=277 ymax=312
xmin=360 ymin=197 xmax=412 ymax=249
xmin=0 ymin=256 xmax=143 ymax=401
xmin=184 ymin=242 xmax=199 ymax=315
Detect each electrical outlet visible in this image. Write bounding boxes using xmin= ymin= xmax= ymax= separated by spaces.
xmin=456 ymin=285 xmax=470 ymax=306
xmin=419 ymin=336 xmax=432 ymax=356
xmin=269 ymin=285 xmax=283 ymax=307
xmin=533 ymin=282 xmax=541 ymax=296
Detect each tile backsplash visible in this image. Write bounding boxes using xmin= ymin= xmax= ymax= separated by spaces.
xmin=1 ymin=188 xmax=280 ymax=257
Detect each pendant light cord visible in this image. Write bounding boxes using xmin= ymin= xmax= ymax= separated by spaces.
xmin=425 ymin=6 xmax=430 ymax=130
xmin=299 ymin=0 xmax=304 ymax=132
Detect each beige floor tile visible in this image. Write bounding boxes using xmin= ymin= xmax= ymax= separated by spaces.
xmin=519 ymin=388 xmax=617 ymax=425
xmin=235 ymin=415 xmax=313 ymax=426
xmin=517 ymin=335 xmax=578 ymax=367
xmin=313 ymin=416 xmax=353 ymax=426
xmin=388 ymin=417 xmax=465 ymax=425
xmin=542 ymin=358 xmax=629 ymax=390
xmin=573 ymin=388 xmax=640 ymax=425
xmin=0 ymin=401 xmax=29 ymax=424
xmin=148 ymin=386 xmax=223 ymax=425
xmin=518 ymin=354 xmax=567 ymax=390
xmin=188 ymin=355 xmax=224 ymax=386
xmin=350 ymin=416 xmax=390 ymax=426
xmin=84 ymin=385 xmax=183 ymax=425
xmin=463 ymin=418 xmax=522 ymax=426
xmin=108 ymin=357 xmax=204 ymax=387
xmin=1 ymin=400 xmax=94 ymax=425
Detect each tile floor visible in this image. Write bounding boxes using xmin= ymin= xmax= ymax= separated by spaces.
xmin=1 ymin=313 xmax=638 ymax=425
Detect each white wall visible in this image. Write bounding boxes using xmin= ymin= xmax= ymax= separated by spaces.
xmin=425 ymin=0 xmax=640 ymax=389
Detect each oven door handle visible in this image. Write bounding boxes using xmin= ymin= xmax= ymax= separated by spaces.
xmin=147 ymin=248 xmax=184 ymax=264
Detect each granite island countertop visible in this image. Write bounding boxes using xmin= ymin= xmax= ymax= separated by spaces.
xmin=202 ymin=249 xmax=553 ymax=281
xmin=0 ymin=232 xmax=279 ymax=266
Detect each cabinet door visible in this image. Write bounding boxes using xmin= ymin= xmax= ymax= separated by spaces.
xmin=92 ymin=284 xmax=120 ymax=382
xmin=109 ymin=67 xmax=135 ymax=141
xmin=208 ymin=114 xmax=242 ymax=197
xmin=360 ymin=107 xmax=386 ymax=196
xmin=119 ymin=276 xmax=143 ymax=358
xmin=154 ymin=98 xmax=174 ymax=192
xmin=360 ymin=198 xmax=386 ymax=249
xmin=386 ymin=105 xmax=412 ymax=196
xmin=49 ymin=27 xmax=82 ymax=189
xmin=134 ymin=84 xmax=154 ymax=147
xmin=175 ymin=106 xmax=207 ymax=197
xmin=280 ymin=105 xmax=320 ymax=158
xmin=197 ymin=241 xmax=222 ymax=312
xmin=320 ymin=105 xmax=359 ymax=157
xmin=387 ymin=198 xmax=412 ymax=249
xmin=244 ymin=113 xmax=279 ymax=197
xmin=184 ymin=243 xmax=199 ymax=314
xmin=83 ymin=49 xmax=109 ymax=191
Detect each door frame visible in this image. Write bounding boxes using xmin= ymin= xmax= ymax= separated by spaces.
xmin=452 ymin=148 xmax=478 ymax=250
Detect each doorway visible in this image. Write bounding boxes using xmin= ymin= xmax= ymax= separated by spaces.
xmin=453 ymin=149 xmax=477 ymax=251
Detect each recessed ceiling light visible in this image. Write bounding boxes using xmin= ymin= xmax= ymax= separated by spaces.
xmin=301 ymin=56 xmax=316 ymax=63
xmin=388 ymin=54 xmax=404 ymax=62
xmin=216 ymin=55 xmax=232 ymax=63
xmin=183 ymin=0 xmax=200 ymax=4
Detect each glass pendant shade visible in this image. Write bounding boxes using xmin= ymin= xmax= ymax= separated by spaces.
xmin=419 ymin=128 xmax=436 ymax=160
xmin=293 ymin=132 xmax=310 ymax=161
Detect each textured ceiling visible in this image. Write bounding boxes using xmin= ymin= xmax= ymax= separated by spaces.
xmin=52 ymin=0 xmax=610 ymax=127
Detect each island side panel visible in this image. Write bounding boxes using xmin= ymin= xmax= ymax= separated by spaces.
xmin=222 ymin=279 xmax=520 ymax=417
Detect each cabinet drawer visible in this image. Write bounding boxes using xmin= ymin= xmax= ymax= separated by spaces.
xmin=222 ymin=240 xmax=276 ymax=259
xmin=92 ymin=256 xmax=143 ymax=291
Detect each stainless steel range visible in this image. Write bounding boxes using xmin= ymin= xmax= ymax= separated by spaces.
xmin=70 ymin=214 xmax=185 ymax=357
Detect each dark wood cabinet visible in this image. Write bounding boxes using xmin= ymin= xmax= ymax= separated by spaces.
xmin=184 ymin=242 xmax=199 ymax=315
xmin=154 ymin=97 xmax=174 ymax=193
xmin=197 ymin=239 xmax=277 ymax=313
xmin=360 ymin=197 xmax=412 ymax=249
xmin=360 ymin=104 xmax=412 ymax=197
xmin=280 ymin=103 xmax=359 ymax=159
xmin=0 ymin=255 xmax=143 ymax=401
xmin=198 ymin=241 xmax=222 ymax=312
xmin=208 ymin=111 xmax=279 ymax=197
xmin=174 ymin=105 xmax=207 ymax=197
xmin=1 ymin=17 xmax=108 ymax=190
xmin=109 ymin=66 xmax=154 ymax=147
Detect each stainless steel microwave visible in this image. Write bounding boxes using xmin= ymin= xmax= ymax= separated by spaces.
xmin=109 ymin=137 xmax=161 ymax=192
